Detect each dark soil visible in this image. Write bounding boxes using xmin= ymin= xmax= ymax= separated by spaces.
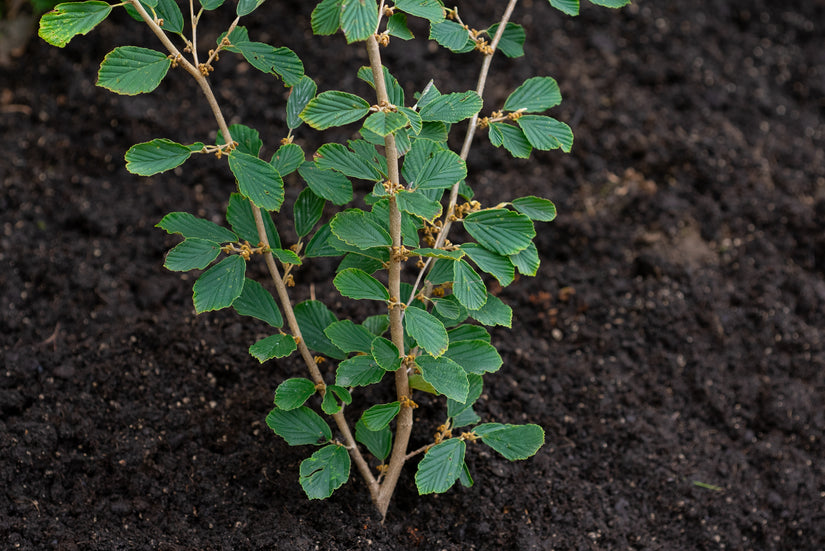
xmin=3 ymin=0 xmax=825 ymax=549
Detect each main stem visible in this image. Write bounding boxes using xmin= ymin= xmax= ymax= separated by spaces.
xmin=365 ymin=35 xmax=413 ymax=520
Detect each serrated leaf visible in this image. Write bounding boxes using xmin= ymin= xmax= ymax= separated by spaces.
xmin=229 ymin=150 xmax=285 ymax=211
xmin=504 ymin=77 xmax=562 ymax=114
xmin=287 ymin=76 xmax=317 ymax=130
xmin=192 ymin=255 xmax=246 ymax=313
xmin=362 ymin=111 xmax=409 ymax=137
xmin=401 ymin=138 xmax=439 ymax=184
xmin=447 ymin=373 xmax=483 ymax=417
xmin=356 ymin=419 xmax=392 ymax=461
xmin=412 ymin=248 xmax=463 ymax=260
xmin=125 ymin=139 xmax=200 ymax=176
xmin=433 ymin=296 xmax=463 ymax=321
xmin=589 ymin=0 xmax=631 ymax=8
xmin=340 ymin=0 xmax=378 ymax=43
xmin=294 ymin=300 xmax=346 ymax=359
xmin=428 ymin=20 xmax=472 ymax=52
xmin=97 ymin=46 xmax=170 ymax=95
xmin=266 ymin=406 xmax=331 ymax=445
xmin=490 ymin=122 xmax=532 ymax=158
xmin=164 ymin=238 xmax=220 ymax=271
xmin=411 ymin=150 xmax=467 ymax=191
xmin=156 ymin=212 xmax=237 ymax=242
xmin=419 ymin=91 xmax=482 ymax=123
xmin=427 ymin=258 xmax=453 ymax=285
xmin=386 ymin=12 xmax=414 ymax=39
xmin=463 ymin=209 xmax=535 ymax=255
xmin=445 ymin=339 xmax=502 ymax=375
xmin=448 ymin=324 xmax=491 ymax=343
xmin=316 ymin=143 xmax=382 ymax=181
xmin=415 ymin=438 xmax=465 ymax=494
xmin=409 ymin=373 xmax=437 ymax=394
xmin=153 ymin=0 xmax=184 ymax=33
xmin=511 ymin=196 xmax=557 ymax=221
xmin=299 ymin=445 xmax=350 ymax=499
xmin=460 ymin=243 xmax=515 ymax=286
xmin=249 ymin=334 xmax=297 ymax=361
xmin=548 ymin=0 xmax=579 ymax=16
xmin=474 ymin=423 xmax=545 ymax=460
xmin=336 ymin=355 xmax=385 ymax=387
xmin=452 ymin=407 xmax=481 ymax=429
xmin=234 ymin=42 xmax=303 ymax=86
xmin=299 ymin=162 xmax=353 ymax=205
xmin=311 ymin=0 xmax=343 ymax=35
xmin=305 ymin=223 xmax=345 ymax=258
xmin=395 ymin=0 xmax=444 ymax=22
xmin=337 ymin=253 xmax=384 ymax=274
xmin=398 ymin=107 xmax=422 ymax=134
xmin=357 ymin=65 xmax=404 ymax=107
xmin=274 ymin=378 xmax=317 ymax=410
xmin=233 ymin=278 xmax=283 ymax=327
xmin=452 ymin=260 xmax=487 ymax=310
xmin=301 ymin=91 xmax=370 ymax=130
xmin=364 ymin=315 xmax=390 ymax=336
xmin=324 ymin=320 xmax=375 ymax=354
xmin=510 ymin=242 xmax=540 ymax=276
xmin=416 ymin=355 xmax=469 ymax=402
xmin=468 ymin=293 xmax=512 ymax=327
xmin=517 ymin=115 xmax=574 ymax=152
xmin=404 ymin=306 xmax=448 ymax=357
xmin=217 ymin=124 xmax=262 ymax=157
xmin=270 ymin=143 xmax=304 ymax=177
xmin=38 ymin=1 xmax=111 ymax=48
xmin=396 ymin=190 xmax=442 ymax=221
xmin=330 ymin=210 xmax=391 ymax=249
xmin=487 ymin=22 xmax=525 ymax=58
xmin=321 ymin=388 xmax=343 ymax=415
xmin=417 ymin=121 xmax=449 ymax=142
xmin=361 ymin=402 xmax=401 ymax=431
xmin=333 ymin=268 xmax=390 ymax=301
xmin=294 ymin=188 xmax=325 ymax=237
xmin=371 ymin=337 xmax=402 ymax=371
xmin=237 ymin=0 xmax=265 ymax=16
xmin=225 ymin=193 xmax=281 ymax=248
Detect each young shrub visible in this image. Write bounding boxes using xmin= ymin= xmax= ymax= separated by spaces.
xmin=39 ymin=0 xmax=629 ymax=519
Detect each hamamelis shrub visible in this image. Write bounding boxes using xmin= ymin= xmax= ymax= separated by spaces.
xmin=39 ymin=0 xmax=629 ymax=518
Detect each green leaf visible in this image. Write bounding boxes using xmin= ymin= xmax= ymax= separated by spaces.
xmin=459 ymin=462 xmax=474 ymax=487
xmin=270 ymin=248 xmax=300 ymax=267
xmin=427 ymin=258 xmax=453 ymax=285
xmin=511 ymin=196 xmax=557 ymax=221
xmin=447 ymin=373 xmax=483 ymax=417
xmin=357 ymin=65 xmax=405 ymax=107
xmin=371 ymin=337 xmax=402 ymax=371
xmin=356 ymin=419 xmax=392 ymax=461
xmin=270 ymin=143 xmax=305 ymax=177
xmin=154 ymin=0 xmax=184 ymax=33
xmin=329 ymin=384 xmax=352 ymax=404
xmin=415 ymin=438 xmax=466 ymax=494
xmin=294 ymin=188 xmax=325 ymax=237
xmin=394 ymin=0 xmax=444 ymax=22
xmin=274 ymin=378 xmax=317 ymax=410
xmin=411 ymin=150 xmax=467 ymax=191
xmin=340 ymin=0 xmax=378 ymax=43
xmin=396 ymin=190 xmax=442 ymax=221
xmin=333 ymin=268 xmax=390 ymax=301
xmin=294 ymin=300 xmax=346 ymax=359
xmin=589 ymin=0 xmax=631 ymax=8
xmin=125 ymin=139 xmax=201 ymax=176
xmin=490 ymin=122 xmax=532 ymax=158
xmin=311 ymin=0 xmax=343 ymax=35
xmin=398 ymin=107 xmax=422 ymax=134
xmin=237 ymin=0 xmax=265 ymax=16
xmin=324 ymin=320 xmax=375 ymax=353
xmin=287 ymin=76 xmax=318 ymax=130
xmin=364 ymin=314 xmax=390 ymax=336
xmin=408 ymin=373 xmax=437 ymax=394
xmin=474 ymin=423 xmax=545 ymax=460
xmin=463 ymin=209 xmax=535 ymax=255
xmin=337 ymin=253 xmax=384 ymax=274
xmin=298 ymin=163 xmax=353 ymax=205
xmin=97 ymin=46 xmax=170 ymax=95
xmin=369 ymin=199 xmax=421 ymax=248
xmin=412 ymin=248 xmax=463 ymax=260
xmin=316 ymin=143 xmax=382 ymax=181
xmin=468 ymin=293 xmax=512 ymax=327
xmin=419 ymin=91 xmax=482 ymax=123
xmin=445 ymin=339 xmax=502 ymax=375
xmin=38 ymin=1 xmax=112 ymax=48
xmin=233 ymin=42 xmax=304 ymax=86
xmin=305 ymin=223 xmax=344 ymax=258
xmin=362 ymin=111 xmax=409 ymax=138
xmin=429 ymin=20 xmax=472 ymax=52
xmin=266 ymin=406 xmax=331 ymax=446
xmin=330 ymin=210 xmax=391 ymax=249
xmin=156 ymin=212 xmax=237 ymax=243
xmin=225 ymin=193 xmax=281 ymax=248
xmin=548 ymin=0 xmax=579 ymax=16
xmin=448 ymin=324 xmax=491 ymax=343
xmin=510 ymin=242 xmax=540 ymax=276
xmin=404 ymin=306 xmax=448 ymax=357
xmin=460 ymin=243 xmax=515 ymax=286
xmin=192 ymin=255 xmax=246 ymax=313
xmin=301 ymin=91 xmax=370 ymax=130
xmin=233 ymin=278 xmax=283 ymax=327
xmin=361 ymin=402 xmax=401 ymax=431
xmin=417 ymin=121 xmax=449 ymax=142
xmin=416 ymin=355 xmax=469 ymax=402
xmin=321 ymin=388 xmax=343 ymax=415
xmin=517 ymin=115 xmax=574 ymax=152
xmin=433 ymin=296 xmax=464 ymax=322
xmin=452 ymin=260 xmax=487 ymax=310
xmin=299 ymin=445 xmax=350 ymax=499
xmin=386 ymin=12 xmax=414 ymax=40
xmin=229 ymin=150 xmax=285 ymax=211
xmin=164 ymin=238 xmax=221 ymax=271
xmin=452 ymin=406 xmax=481 ymax=428
xmin=336 ymin=355 xmax=385 ymax=387
xmin=488 ymin=22 xmax=525 ymax=58
xmin=217 ymin=123 xmax=262 ymax=157
xmin=200 ymin=0 xmax=224 ymax=10
xmin=249 ymin=334 xmax=297 ymax=361
xmin=503 ymin=77 xmax=562 ymax=114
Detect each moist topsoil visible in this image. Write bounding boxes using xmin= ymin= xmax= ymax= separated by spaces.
xmin=2 ymin=0 xmax=824 ymax=549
